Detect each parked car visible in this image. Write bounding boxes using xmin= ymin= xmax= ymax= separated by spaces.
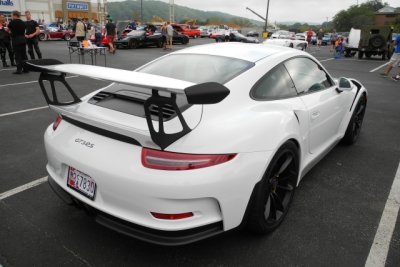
xmin=271 ymin=30 xmax=295 ymax=39
xmin=26 ymin=42 xmax=367 ymax=245
xmin=172 ymin=24 xmax=201 ymax=38
xmin=264 ymin=38 xmax=307 ymax=50
xmin=114 ymin=30 xmax=189 ymax=49
xmin=199 ymin=27 xmax=212 ymax=38
xmin=246 ymin=31 xmax=259 ymax=37
xmin=38 ymin=25 xmax=75 ymax=41
xmin=322 ymin=33 xmax=332 ymax=46
xmin=215 ymin=31 xmax=259 ymax=43
xmin=295 ymin=33 xmax=306 ymax=41
xmin=358 ymin=26 xmax=393 ymax=60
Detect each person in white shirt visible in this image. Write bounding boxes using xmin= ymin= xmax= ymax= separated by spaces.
xmin=166 ymin=22 xmax=174 ymax=49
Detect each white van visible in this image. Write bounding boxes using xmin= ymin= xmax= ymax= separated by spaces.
xmin=344 ymin=28 xmax=361 ymax=57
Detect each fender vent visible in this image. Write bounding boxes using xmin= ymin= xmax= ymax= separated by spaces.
xmin=91 ymin=92 xmax=112 ymax=102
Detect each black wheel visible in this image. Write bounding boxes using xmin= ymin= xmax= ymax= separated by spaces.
xmin=246 ymin=141 xmax=299 ymax=234
xmin=131 ymin=40 xmax=138 ymax=49
xmin=38 ymin=33 xmax=45 ymax=41
xmin=342 ymin=94 xmax=367 ymax=145
xmin=183 ymin=38 xmax=189 ymax=44
xmin=64 ymin=34 xmax=71 ymax=41
xmin=156 ymin=40 xmax=163 ymax=48
xmin=365 ymin=52 xmax=371 ymax=59
xmin=358 ymin=51 xmax=364 ymax=59
xmin=289 ymin=43 xmax=294 ymax=48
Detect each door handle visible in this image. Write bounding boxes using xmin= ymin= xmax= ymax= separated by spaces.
xmin=311 ymin=111 xmax=320 ymax=120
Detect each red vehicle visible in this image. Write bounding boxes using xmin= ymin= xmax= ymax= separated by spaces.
xmin=38 ymin=25 xmax=75 ymax=41
xmin=172 ymin=24 xmax=200 ymax=39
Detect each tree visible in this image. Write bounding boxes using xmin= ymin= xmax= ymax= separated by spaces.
xmin=332 ymin=0 xmax=387 ymax=31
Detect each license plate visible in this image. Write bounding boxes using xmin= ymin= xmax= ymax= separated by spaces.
xmin=67 ymin=167 xmax=96 ymax=200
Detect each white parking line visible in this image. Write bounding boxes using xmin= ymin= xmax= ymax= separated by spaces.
xmin=0 ymin=68 xmax=17 ymax=72
xmin=369 ymin=62 xmax=389 ymax=73
xmin=319 ymin=58 xmax=334 ymax=62
xmin=0 ymin=176 xmax=48 ymax=201
xmin=0 ymin=106 xmax=48 ymax=118
xmin=0 ymin=75 xmax=79 ymax=88
xmin=365 ymin=162 xmax=400 ymax=267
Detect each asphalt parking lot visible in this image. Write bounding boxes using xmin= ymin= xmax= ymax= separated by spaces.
xmin=0 ymin=39 xmax=399 ymax=266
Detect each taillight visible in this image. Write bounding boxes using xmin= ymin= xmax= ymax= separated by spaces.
xmin=151 ymin=212 xmax=193 ymax=220
xmin=53 ymin=115 xmax=62 ymax=131
xmin=141 ymin=148 xmax=236 ymax=170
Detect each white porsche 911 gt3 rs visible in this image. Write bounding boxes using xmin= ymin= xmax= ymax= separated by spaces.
xmin=26 ymin=43 xmax=367 ymax=245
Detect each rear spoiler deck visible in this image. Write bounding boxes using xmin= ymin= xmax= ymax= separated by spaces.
xmin=25 ymin=59 xmax=230 ymax=150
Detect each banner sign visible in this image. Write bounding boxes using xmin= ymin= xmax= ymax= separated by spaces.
xmin=66 ymin=2 xmax=89 ymax=11
xmin=0 ymin=0 xmax=14 ymax=7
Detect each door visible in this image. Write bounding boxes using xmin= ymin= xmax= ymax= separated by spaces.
xmin=284 ymin=57 xmax=347 ymax=154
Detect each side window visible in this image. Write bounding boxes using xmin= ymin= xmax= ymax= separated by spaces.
xmin=251 ymin=65 xmax=297 ymax=100
xmin=284 ymin=58 xmax=333 ymax=94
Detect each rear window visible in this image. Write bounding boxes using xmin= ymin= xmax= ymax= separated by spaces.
xmin=138 ymin=54 xmax=254 ymax=84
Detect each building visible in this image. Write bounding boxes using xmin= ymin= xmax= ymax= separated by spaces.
xmin=375 ymin=6 xmax=400 ymax=26
xmin=0 ymin=0 xmax=107 ymax=23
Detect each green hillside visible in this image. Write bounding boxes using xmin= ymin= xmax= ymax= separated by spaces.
xmin=108 ymin=0 xmax=263 ymax=26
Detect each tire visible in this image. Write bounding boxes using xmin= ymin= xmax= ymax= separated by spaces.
xmin=183 ymin=38 xmax=189 ymax=45
xmin=38 ymin=33 xmax=45 ymax=41
xmin=358 ymin=51 xmax=364 ymax=59
xmin=246 ymin=141 xmax=299 ymax=234
xmin=64 ymin=34 xmax=71 ymax=41
xmin=193 ymin=34 xmax=198 ymax=39
xmin=369 ymin=35 xmax=385 ymax=49
xmin=156 ymin=40 xmax=163 ymax=48
xmin=365 ymin=52 xmax=371 ymax=59
xmin=130 ymin=40 xmax=138 ymax=49
xmin=289 ymin=43 xmax=294 ymax=48
xmin=342 ymin=94 xmax=367 ymax=145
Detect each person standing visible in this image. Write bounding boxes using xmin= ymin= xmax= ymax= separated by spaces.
xmin=161 ymin=22 xmax=168 ymax=50
xmin=105 ymin=19 xmax=116 ymax=53
xmin=331 ymin=29 xmax=338 ymax=52
xmin=73 ymin=18 xmax=86 ymax=42
xmin=7 ymin=10 xmax=28 ymax=74
xmin=0 ymin=14 xmax=15 ymax=67
xmin=24 ymin=11 xmax=42 ymax=60
xmin=316 ymin=28 xmax=323 ymax=50
xmin=166 ymin=21 xmax=174 ymax=49
xmin=306 ymin=28 xmax=313 ymax=49
xmin=381 ymin=33 xmax=400 ymax=79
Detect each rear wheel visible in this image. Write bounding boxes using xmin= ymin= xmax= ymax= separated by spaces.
xmin=342 ymin=94 xmax=367 ymax=145
xmin=365 ymin=52 xmax=371 ymax=59
xmin=246 ymin=141 xmax=299 ymax=234
xmin=358 ymin=51 xmax=364 ymax=59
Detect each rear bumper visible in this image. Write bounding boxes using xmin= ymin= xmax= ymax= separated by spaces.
xmin=44 ymin=121 xmax=272 ymax=237
xmin=48 ymin=177 xmax=223 ymax=245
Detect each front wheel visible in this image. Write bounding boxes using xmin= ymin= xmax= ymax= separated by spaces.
xmin=38 ymin=33 xmax=45 ymax=41
xmin=64 ymin=34 xmax=71 ymax=41
xmin=246 ymin=141 xmax=299 ymax=234
xmin=342 ymin=94 xmax=367 ymax=145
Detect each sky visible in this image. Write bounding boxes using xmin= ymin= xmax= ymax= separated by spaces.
xmin=108 ymin=0 xmax=399 ymax=23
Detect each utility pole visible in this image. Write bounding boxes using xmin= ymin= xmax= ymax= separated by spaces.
xmin=141 ymin=0 xmax=143 ymax=22
xmin=169 ymin=0 xmax=175 ymax=23
xmin=264 ymin=0 xmax=271 ymax=38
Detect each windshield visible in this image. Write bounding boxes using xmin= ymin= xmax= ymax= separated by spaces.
xmin=127 ymin=30 xmax=145 ymax=37
xmin=138 ymin=54 xmax=254 ymax=84
xmin=234 ymin=32 xmax=246 ymax=38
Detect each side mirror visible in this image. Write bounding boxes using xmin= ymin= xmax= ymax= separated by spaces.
xmin=337 ymin=77 xmax=354 ymax=92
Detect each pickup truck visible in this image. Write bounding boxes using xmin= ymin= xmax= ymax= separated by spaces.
xmin=172 ymin=24 xmax=200 ymax=39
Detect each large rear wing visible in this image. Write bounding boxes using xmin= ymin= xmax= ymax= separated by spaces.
xmin=25 ymin=59 xmax=230 ymax=149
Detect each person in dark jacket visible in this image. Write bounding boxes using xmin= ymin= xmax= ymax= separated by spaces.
xmin=7 ymin=10 xmax=28 ymax=74
xmin=0 ymin=14 xmax=15 ymax=67
xmin=25 ymin=10 xmax=42 ymax=59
